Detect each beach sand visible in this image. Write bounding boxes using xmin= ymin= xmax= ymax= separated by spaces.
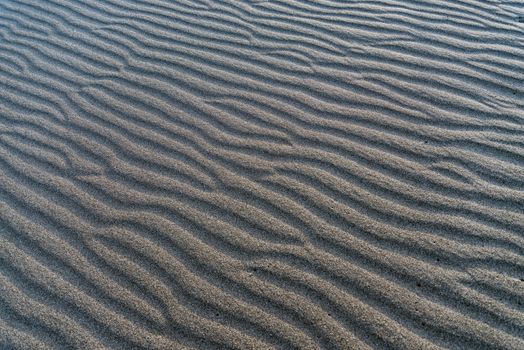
xmin=0 ymin=0 xmax=523 ymax=349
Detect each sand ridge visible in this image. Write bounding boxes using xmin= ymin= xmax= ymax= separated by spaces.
xmin=0 ymin=0 xmax=523 ymax=349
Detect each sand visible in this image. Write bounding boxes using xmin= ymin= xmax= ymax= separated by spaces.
xmin=0 ymin=0 xmax=523 ymax=349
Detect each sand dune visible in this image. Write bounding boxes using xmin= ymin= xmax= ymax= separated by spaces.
xmin=0 ymin=0 xmax=523 ymax=348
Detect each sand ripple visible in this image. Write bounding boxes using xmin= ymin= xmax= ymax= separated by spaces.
xmin=0 ymin=0 xmax=523 ymax=348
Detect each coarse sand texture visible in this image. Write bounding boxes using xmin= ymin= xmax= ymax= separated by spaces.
xmin=0 ymin=0 xmax=523 ymax=349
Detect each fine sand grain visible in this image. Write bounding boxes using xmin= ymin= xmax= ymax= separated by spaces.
xmin=0 ymin=0 xmax=523 ymax=349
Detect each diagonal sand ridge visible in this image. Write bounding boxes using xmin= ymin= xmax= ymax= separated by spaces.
xmin=0 ymin=0 xmax=523 ymax=349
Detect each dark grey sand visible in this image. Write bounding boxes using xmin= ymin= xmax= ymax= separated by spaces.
xmin=0 ymin=0 xmax=523 ymax=349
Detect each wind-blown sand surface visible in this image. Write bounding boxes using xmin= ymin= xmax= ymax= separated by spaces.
xmin=0 ymin=0 xmax=523 ymax=349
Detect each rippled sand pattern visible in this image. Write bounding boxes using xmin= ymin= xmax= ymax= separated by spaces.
xmin=0 ymin=0 xmax=523 ymax=349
